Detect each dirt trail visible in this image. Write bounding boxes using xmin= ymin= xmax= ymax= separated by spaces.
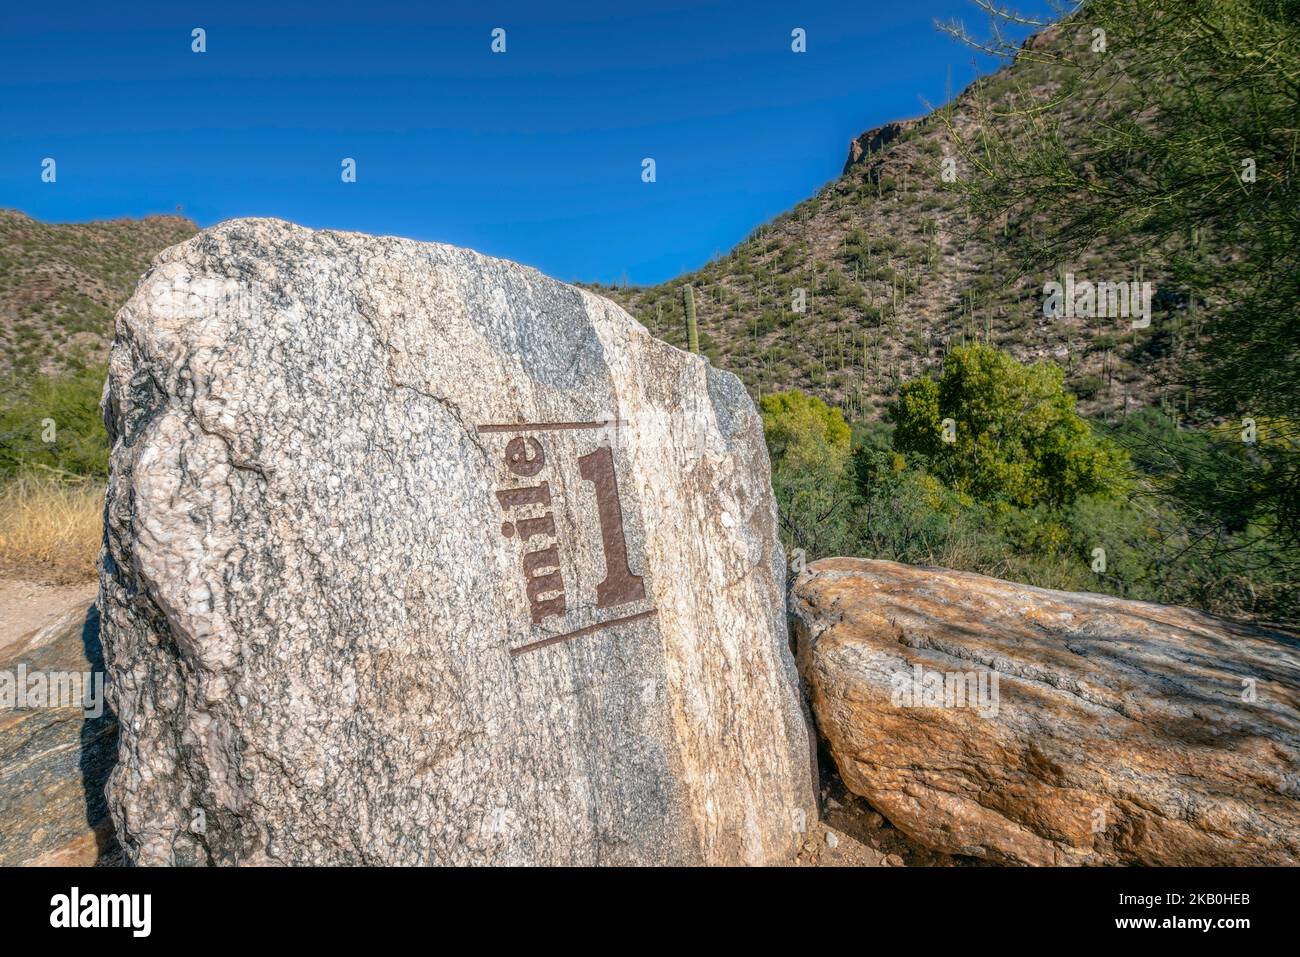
xmin=0 ymin=578 xmax=98 ymax=659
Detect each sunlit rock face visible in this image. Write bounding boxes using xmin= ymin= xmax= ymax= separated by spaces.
xmin=792 ymin=558 xmax=1300 ymax=866
xmin=99 ymin=218 xmax=816 ymax=866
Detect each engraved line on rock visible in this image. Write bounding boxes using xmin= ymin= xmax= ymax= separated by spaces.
xmin=477 ymin=420 xmax=625 ymax=434
xmin=509 ymin=607 xmax=658 ymax=657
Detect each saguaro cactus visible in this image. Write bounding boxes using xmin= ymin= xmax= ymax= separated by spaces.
xmin=682 ymin=284 xmax=699 ymax=354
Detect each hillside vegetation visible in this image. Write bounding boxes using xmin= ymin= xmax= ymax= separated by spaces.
xmin=0 ymin=210 xmax=197 ymax=378
xmin=589 ymin=20 xmax=1181 ymax=424
xmin=591 ymin=2 xmax=1298 ymax=620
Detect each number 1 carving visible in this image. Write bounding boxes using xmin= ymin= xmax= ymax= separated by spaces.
xmin=577 ymin=446 xmax=645 ymax=609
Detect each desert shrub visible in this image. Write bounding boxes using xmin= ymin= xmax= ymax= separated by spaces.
xmin=953 ymin=0 xmax=1300 ymax=568
xmin=0 ymin=365 xmax=109 ymax=580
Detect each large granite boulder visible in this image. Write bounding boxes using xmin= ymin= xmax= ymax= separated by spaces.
xmin=99 ymin=219 xmax=816 ymax=866
xmin=791 ymin=558 xmax=1300 ymax=866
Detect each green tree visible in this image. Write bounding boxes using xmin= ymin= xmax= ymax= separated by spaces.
xmin=888 ymin=344 xmax=1128 ymax=508
xmin=760 ymin=390 xmax=855 ymax=558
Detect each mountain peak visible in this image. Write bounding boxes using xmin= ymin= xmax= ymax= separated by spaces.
xmin=843 ymin=117 xmax=923 ymax=175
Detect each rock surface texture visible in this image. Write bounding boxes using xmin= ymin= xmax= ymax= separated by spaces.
xmin=791 ymin=558 xmax=1300 ymax=866
xmin=100 ymin=218 xmax=815 ymax=866
xmin=0 ymin=589 xmax=118 ymax=866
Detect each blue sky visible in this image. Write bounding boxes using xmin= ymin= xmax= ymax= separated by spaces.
xmin=0 ymin=1 xmax=1051 ymax=285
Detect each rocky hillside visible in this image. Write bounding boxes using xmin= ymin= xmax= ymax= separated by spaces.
xmin=591 ymin=23 xmax=1190 ymax=423
xmin=0 ymin=210 xmax=197 ymax=379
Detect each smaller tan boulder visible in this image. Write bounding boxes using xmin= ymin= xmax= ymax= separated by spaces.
xmin=791 ymin=558 xmax=1300 ymax=866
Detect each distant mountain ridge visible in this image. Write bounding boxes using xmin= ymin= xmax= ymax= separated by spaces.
xmin=0 ymin=210 xmax=198 ymax=379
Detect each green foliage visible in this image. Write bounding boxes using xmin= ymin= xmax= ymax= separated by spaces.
xmin=762 ymin=389 xmax=850 ymax=464
xmin=0 ymin=365 xmax=109 ymax=479
xmin=764 ymin=363 xmax=1293 ymax=620
xmin=888 ymin=344 xmax=1128 ymax=508
xmin=760 ymin=390 xmax=855 ymax=557
xmin=1100 ymin=406 xmax=1299 ymax=612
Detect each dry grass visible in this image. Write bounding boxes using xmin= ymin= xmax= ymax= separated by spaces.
xmin=0 ymin=474 xmax=103 ymax=582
